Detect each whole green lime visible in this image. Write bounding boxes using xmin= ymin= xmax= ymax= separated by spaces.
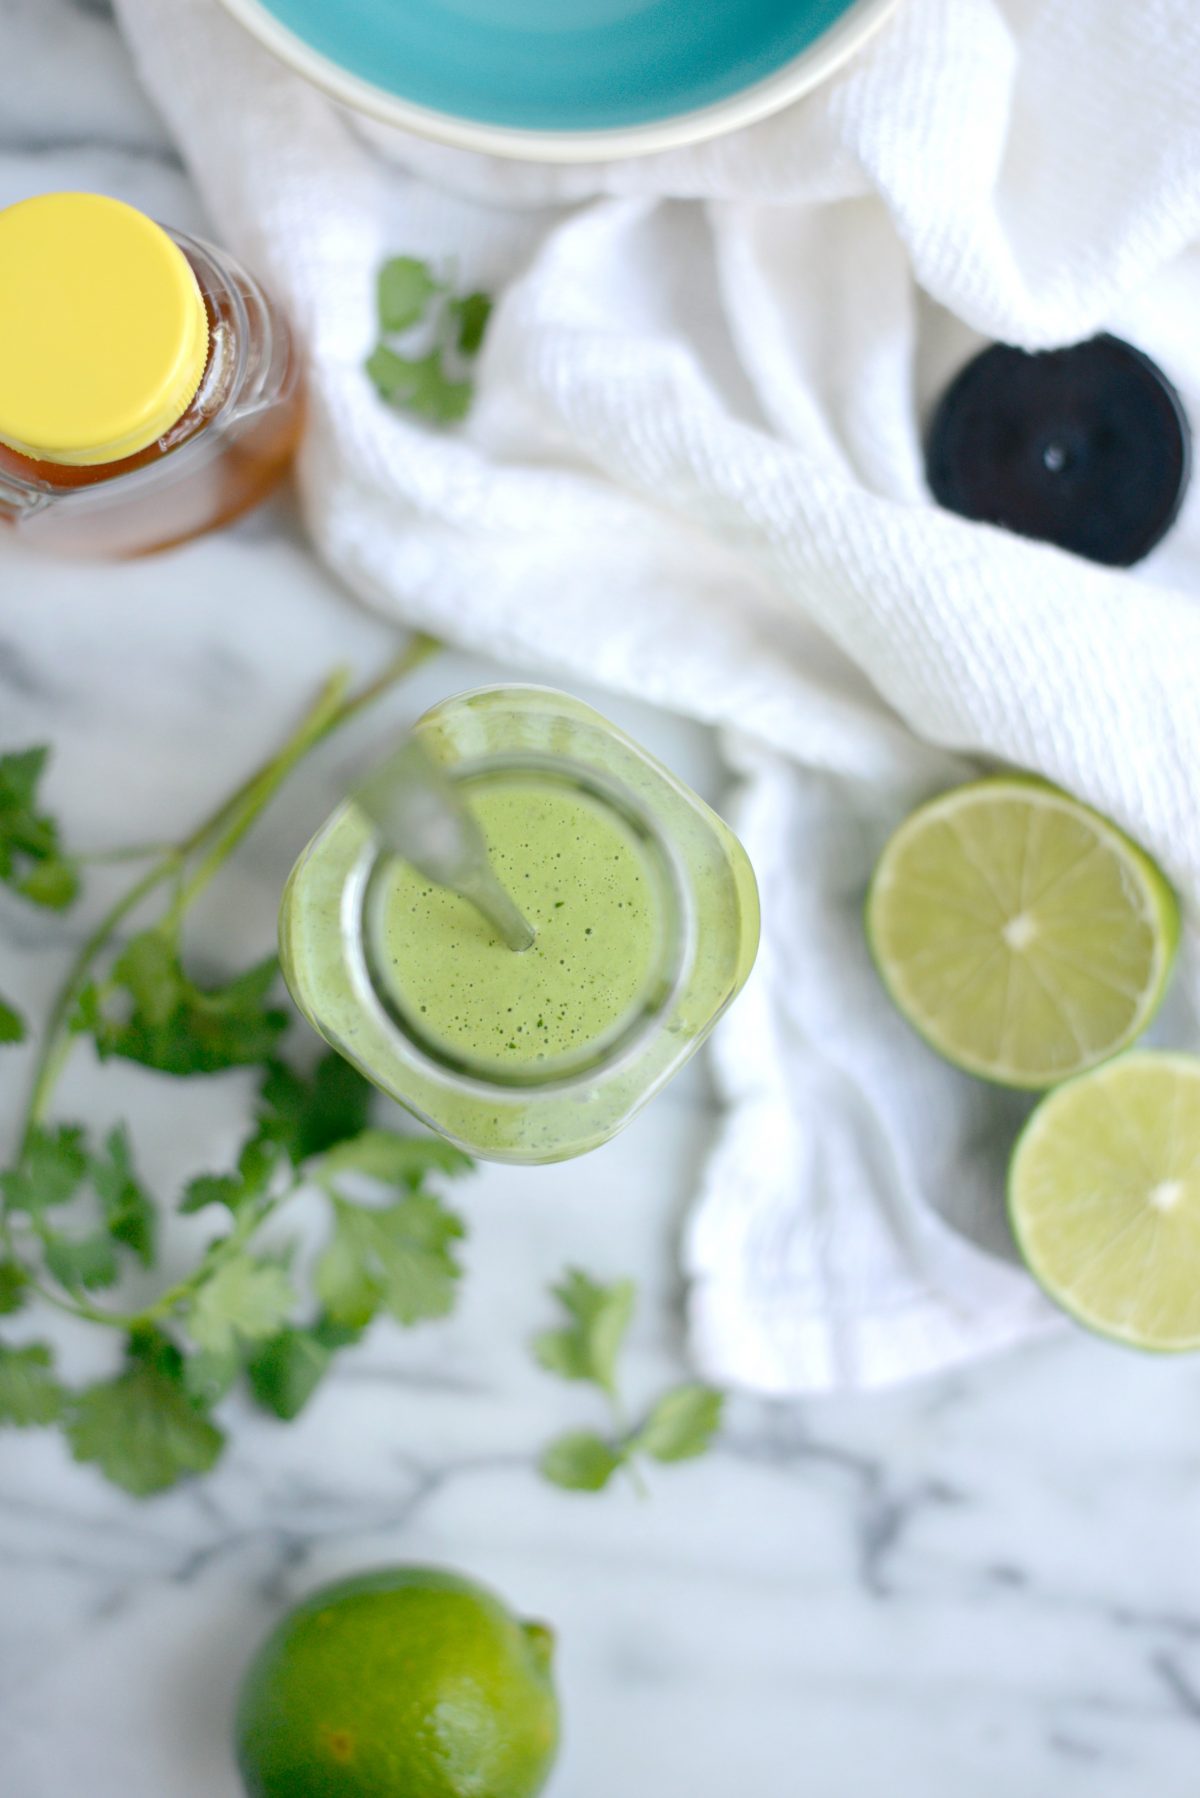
xmin=235 ymin=1566 xmax=560 ymax=1798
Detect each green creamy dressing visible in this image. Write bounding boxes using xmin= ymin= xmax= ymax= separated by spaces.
xmin=371 ymin=774 xmax=667 ymax=1074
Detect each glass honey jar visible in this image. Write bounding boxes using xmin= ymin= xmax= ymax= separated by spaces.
xmin=0 ymin=191 xmax=303 ymax=558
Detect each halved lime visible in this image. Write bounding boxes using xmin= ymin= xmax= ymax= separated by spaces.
xmin=866 ymin=778 xmax=1178 ymax=1088
xmin=1009 ymin=1053 xmax=1200 ymax=1350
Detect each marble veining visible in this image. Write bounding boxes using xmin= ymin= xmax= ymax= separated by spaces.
xmin=1 ymin=4 xmax=1200 ymax=1795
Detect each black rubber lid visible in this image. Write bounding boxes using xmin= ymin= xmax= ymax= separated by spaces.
xmin=926 ymin=334 xmax=1191 ymax=567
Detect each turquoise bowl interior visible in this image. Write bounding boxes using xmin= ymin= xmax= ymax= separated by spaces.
xmin=241 ymin=0 xmax=869 ymax=134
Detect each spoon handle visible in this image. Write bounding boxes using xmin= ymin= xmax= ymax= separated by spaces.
xmin=354 ymin=737 xmax=536 ymax=954
xmin=454 ymin=868 xmax=537 ymax=954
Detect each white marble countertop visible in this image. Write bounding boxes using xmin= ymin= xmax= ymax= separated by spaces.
xmin=3 ymin=5 xmax=1200 ymax=1795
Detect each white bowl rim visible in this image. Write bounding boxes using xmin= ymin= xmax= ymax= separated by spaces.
xmin=213 ymin=0 xmax=900 ymax=164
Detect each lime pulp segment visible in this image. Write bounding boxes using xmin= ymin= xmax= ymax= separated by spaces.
xmin=1009 ymin=1053 xmax=1200 ymax=1350
xmin=866 ymin=779 xmax=1178 ymax=1088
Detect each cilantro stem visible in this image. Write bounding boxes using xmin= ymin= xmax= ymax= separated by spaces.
xmin=130 ymin=1188 xmax=279 ymax=1329
xmin=25 ymin=1273 xmax=133 ymax=1329
xmin=329 ymin=635 xmax=441 ymax=730
xmin=624 ymin=1453 xmax=650 ymax=1501
xmin=17 ymin=634 xmax=440 ymax=1160
xmin=608 ymin=1391 xmax=649 ymax=1498
xmin=21 ymin=854 xmax=184 ymax=1154
xmin=159 ymin=671 xmax=352 ymax=933
xmin=73 ymin=843 xmax=176 ymax=866
xmin=20 ymin=1175 xmax=303 ymax=1333
xmin=0 ymin=1215 xmax=128 ymax=1326
xmin=160 ymin=635 xmax=439 ymax=932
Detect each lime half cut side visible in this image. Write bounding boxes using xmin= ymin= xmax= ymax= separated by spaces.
xmin=1010 ymin=1053 xmax=1200 ymax=1350
xmin=866 ymin=778 xmax=1178 ymax=1088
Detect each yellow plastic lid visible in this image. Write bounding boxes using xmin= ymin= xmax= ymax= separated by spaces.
xmin=0 ymin=192 xmax=210 ymax=467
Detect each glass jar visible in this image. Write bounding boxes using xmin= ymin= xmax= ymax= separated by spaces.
xmin=280 ymin=687 xmax=761 ymax=1164
xmin=0 ymin=192 xmax=302 ymax=558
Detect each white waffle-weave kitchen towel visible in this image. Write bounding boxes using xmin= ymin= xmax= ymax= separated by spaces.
xmin=111 ymin=0 xmax=1200 ymax=1390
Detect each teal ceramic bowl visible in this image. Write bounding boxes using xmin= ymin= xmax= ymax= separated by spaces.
xmin=216 ymin=0 xmax=898 ymax=161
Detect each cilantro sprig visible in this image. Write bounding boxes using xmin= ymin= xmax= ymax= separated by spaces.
xmin=0 ymin=1063 xmax=472 ymax=1496
xmin=0 ymin=656 xmax=719 ymax=1510
xmin=365 ymin=254 xmax=493 ymax=426
xmin=0 ymin=640 xmax=485 ymax=1500
xmin=533 ymin=1269 xmax=724 ymax=1494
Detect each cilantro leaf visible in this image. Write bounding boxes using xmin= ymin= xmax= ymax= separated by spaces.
xmin=1 ymin=1124 xmax=89 ymax=1215
xmin=314 ymin=1128 xmax=473 ymax=1191
xmin=0 ymin=1260 xmax=27 ymax=1315
xmin=66 ymin=1337 xmax=225 ymax=1496
xmin=87 ymin=935 xmax=288 ymax=1075
xmin=0 ymin=746 xmax=49 ymax=816
xmin=314 ymin=1217 xmax=376 ymax=1330
xmin=246 ymin=1323 xmax=347 ymax=1421
xmin=366 ymin=344 xmax=423 ymax=400
xmin=180 ymin=1172 xmax=246 ymax=1215
xmin=377 ymin=255 xmax=441 ymax=332
xmin=539 ymin=1431 xmax=623 ymax=1493
xmin=365 ymin=347 xmax=473 ymax=426
xmin=4 ymin=1124 xmax=155 ymax=1291
xmin=182 ymin=1345 xmax=241 ymax=1407
xmin=257 ymin=1053 xmax=374 ymax=1167
xmin=0 ymin=746 xmax=79 ymax=909
xmin=18 ymin=857 xmax=79 ymax=909
xmin=0 ymin=994 xmax=26 ymax=1045
xmin=532 ymin=1270 xmax=636 ymax=1401
xmin=634 ymin=1385 xmax=724 ymax=1463
xmin=187 ymin=1257 xmax=296 ymax=1359
xmin=44 ymin=1230 xmax=118 ymax=1291
xmin=316 ymin=1192 xmax=464 ymax=1330
xmin=110 ymin=930 xmax=180 ymax=1025
xmin=450 ymin=291 xmax=492 ymax=357
xmin=90 ymin=1125 xmax=155 ymax=1267
xmin=68 ymin=982 xmax=103 ymax=1038
xmin=180 ymin=1133 xmax=279 ymax=1216
xmin=0 ymin=1122 xmax=158 ymax=1296
xmin=0 ymin=1341 xmax=66 ymax=1426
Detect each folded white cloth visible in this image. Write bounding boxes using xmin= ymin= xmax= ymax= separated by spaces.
xmin=113 ymin=0 xmax=1200 ymax=1390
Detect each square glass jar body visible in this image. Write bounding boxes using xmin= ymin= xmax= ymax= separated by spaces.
xmin=280 ymin=687 xmax=760 ymax=1164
